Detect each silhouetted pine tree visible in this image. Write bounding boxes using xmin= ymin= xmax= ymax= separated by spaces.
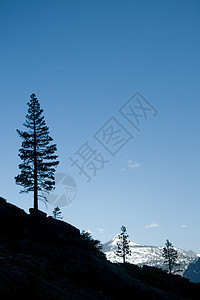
xmin=15 ymin=94 xmax=59 ymax=212
xmin=53 ymin=206 xmax=62 ymax=220
xmin=116 ymin=225 xmax=131 ymax=264
xmin=162 ymin=239 xmax=178 ymax=274
xmin=81 ymin=230 xmax=104 ymax=254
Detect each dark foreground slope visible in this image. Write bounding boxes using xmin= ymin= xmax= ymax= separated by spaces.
xmin=0 ymin=197 xmax=199 ymax=300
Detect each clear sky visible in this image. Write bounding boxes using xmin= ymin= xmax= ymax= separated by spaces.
xmin=0 ymin=0 xmax=200 ymax=252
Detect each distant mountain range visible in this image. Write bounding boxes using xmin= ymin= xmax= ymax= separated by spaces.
xmin=102 ymin=235 xmax=198 ymax=275
xmin=183 ymin=258 xmax=200 ymax=283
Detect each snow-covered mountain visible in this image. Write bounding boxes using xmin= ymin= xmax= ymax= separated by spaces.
xmin=102 ymin=235 xmax=198 ymax=275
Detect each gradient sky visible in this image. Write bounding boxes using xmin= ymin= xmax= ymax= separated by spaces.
xmin=0 ymin=0 xmax=200 ymax=252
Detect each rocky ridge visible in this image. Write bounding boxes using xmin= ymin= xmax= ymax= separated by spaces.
xmin=0 ymin=197 xmax=199 ymax=299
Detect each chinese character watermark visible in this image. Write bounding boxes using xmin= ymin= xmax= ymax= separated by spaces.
xmin=119 ymin=92 xmax=158 ymax=131
xmin=69 ymin=91 xmax=158 ymax=183
xmin=93 ymin=117 xmax=133 ymax=157
xmin=69 ymin=141 xmax=109 ymax=182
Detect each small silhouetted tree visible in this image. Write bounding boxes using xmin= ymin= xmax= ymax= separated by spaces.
xmin=53 ymin=206 xmax=62 ymax=220
xmin=15 ymin=94 xmax=59 ymax=212
xmin=162 ymin=239 xmax=178 ymax=274
xmin=116 ymin=225 xmax=131 ymax=264
xmin=81 ymin=230 xmax=104 ymax=255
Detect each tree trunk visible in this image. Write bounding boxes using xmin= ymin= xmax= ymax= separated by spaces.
xmin=168 ymin=251 xmax=172 ymax=274
xmin=33 ymin=117 xmax=38 ymax=211
xmin=123 ymin=238 xmax=126 ymax=264
xmin=169 ymin=259 xmax=172 ymax=274
xmin=123 ymin=253 xmax=125 ymax=264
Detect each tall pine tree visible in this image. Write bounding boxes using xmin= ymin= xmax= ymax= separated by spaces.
xmin=116 ymin=225 xmax=131 ymax=264
xmin=15 ymin=94 xmax=59 ymax=212
xmin=162 ymin=239 xmax=178 ymax=274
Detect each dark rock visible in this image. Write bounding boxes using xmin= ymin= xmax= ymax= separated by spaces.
xmin=29 ymin=208 xmax=47 ymax=218
xmin=0 ymin=197 xmax=80 ymax=240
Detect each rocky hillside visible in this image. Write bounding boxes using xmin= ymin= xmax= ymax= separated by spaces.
xmin=0 ymin=197 xmax=200 ymax=299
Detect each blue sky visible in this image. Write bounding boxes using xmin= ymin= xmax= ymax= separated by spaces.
xmin=0 ymin=0 xmax=200 ymax=252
